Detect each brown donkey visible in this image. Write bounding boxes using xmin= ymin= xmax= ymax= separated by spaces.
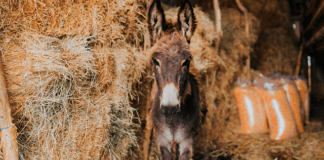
xmin=147 ymin=0 xmax=200 ymax=159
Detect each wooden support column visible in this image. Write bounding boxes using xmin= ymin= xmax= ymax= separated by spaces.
xmin=213 ymin=0 xmax=222 ymax=55
xmin=142 ymin=0 xmax=154 ymax=159
xmin=294 ymin=45 xmax=304 ymax=75
xmin=0 ymin=56 xmax=19 ymax=160
xmin=235 ymin=0 xmax=251 ymax=77
xmin=235 ymin=0 xmax=249 ymax=37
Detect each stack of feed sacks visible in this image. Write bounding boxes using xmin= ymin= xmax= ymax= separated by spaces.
xmin=234 ymin=73 xmax=309 ymax=140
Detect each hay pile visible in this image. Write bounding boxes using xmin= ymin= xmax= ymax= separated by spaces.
xmin=209 ymin=122 xmax=324 ymax=160
xmin=0 ymin=0 xmax=146 ymax=159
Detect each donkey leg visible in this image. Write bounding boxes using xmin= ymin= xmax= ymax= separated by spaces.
xmin=178 ymin=137 xmax=194 ymax=160
xmin=160 ymin=146 xmax=172 ymax=160
xmin=155 ymin=128 xmax=172 ymax=160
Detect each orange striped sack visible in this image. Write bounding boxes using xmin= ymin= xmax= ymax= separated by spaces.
xmin=260 ymin=87 xmax=298 ymax=140
xmin=282 ymin=81 xmax=304 ymax=133
xmin=294 ymin=79 xmax=310 ymax=124
xmin=234 ymin=86 xmax=269 ymax=134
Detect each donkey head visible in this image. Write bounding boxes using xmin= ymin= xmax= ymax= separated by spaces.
xmin=147 ymin=0 xmax=196 ymax=110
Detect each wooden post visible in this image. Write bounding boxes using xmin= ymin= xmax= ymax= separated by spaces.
xmin=0 ymin=56 xmax=19 ymax=160
xmin=235 ymin=0 xmax=249 ymax=37
xmin=307 ymin=56 xmax=312 ymax=93
xmin=294 ymin=45 xmax=303 ymax=75
xmin=235 ymin=0 xmax=251 ymax=77
xmin=144 ymin=0 xmax=152 ymax=52
xmin=213 ymin=0 xmax=222 ymax=54
xmin=142 ymin=93 xmax=153 ymax=160
xmin=142 ymin=0 xmax=153 ymax=159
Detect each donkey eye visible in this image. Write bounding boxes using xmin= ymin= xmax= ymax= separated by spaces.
xmin=154 ymin=17 xmax=158 ymax=24
xmin=153 ymin=59 xmax=160 ymax=67
xmin=182 ymin=59 xmax=190 ymax=67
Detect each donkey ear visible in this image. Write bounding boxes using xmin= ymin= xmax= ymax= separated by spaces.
xmin=148 ymin=0 xmax=166 ymax=42
xmin=178 ymin=0 xmax=196 ymax=43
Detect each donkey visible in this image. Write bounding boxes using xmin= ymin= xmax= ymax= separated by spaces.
xmin=147 ymin=0 xmax=200 ymax=159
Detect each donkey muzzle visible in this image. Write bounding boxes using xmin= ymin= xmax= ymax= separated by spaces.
xmin=160 ymin=83 xmax=181 ymax=111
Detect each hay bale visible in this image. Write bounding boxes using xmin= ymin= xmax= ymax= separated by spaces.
xmin=1 ymin=32 xmax=102 ymax=159
xmin=0 ymin=0 xmax=146 ymax=159
xmin=233 ymin=0 xmax=299 ymax=75
xmin=95 ymin=47 xmax=146 ymax=159
xmin=252 ymin=27 xmax=299 ymax=75
xmin=0 ymin=0 xmax=145 ymax=46
xmin=218 ymin=0 xmax=290 ymax=29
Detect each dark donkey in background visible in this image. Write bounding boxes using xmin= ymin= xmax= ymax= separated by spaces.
xmin=147 ymin=0 xmax=200 ymax=159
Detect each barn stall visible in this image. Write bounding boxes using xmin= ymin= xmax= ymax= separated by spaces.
xmin=0 ymin=0 xmax=323 ymax=159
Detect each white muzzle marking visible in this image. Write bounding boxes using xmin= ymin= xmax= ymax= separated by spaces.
xmin=160 ymin=83 xmax=180 ymax=107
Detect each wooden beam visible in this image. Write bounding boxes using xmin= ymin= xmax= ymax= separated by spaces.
xmin=295 ymin=45 xmax=304 ymax=75
xmin=303 ymin=0 xmax=323 ymax=25
xmin=304 ymin=27 xmax=324 ymax=55
xmin=0 ymin=55 xmax=19 ymax=160
xmin=302 ymin=0 xmax=324 ymax=42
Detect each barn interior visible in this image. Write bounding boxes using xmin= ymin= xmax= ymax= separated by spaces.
xmin=0 ymin=0 xmax=323 ymax=160
xmin=157 ymin=0 xmax=324 ymax=159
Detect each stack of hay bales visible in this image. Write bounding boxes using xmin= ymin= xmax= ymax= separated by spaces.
xmin=0 ymin=0 xmax=146 ymax=159
xmin=240 ymin=0 xmax=300 ymax=75
xmin=253 ymin=27 xmax=298 ymax=75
